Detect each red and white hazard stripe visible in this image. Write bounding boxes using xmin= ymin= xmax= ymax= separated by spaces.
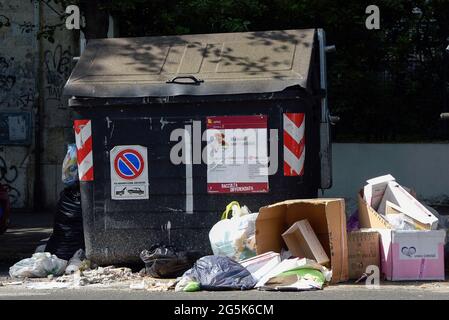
xmin=283 ymin=113 xmax=305 ymax=176
xmin=74 ymin=120 xmax=94 ymax=181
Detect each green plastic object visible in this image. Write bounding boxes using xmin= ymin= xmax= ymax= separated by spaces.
xmin=183 ymin=281 xmax=201 ymax=292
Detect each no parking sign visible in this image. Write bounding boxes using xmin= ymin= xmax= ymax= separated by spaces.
xmin=110 ymin=145 xmax=149 ymax=200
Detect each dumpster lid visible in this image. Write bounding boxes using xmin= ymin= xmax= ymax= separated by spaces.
xmin=64 ymin=29 xmax=316 ymax=98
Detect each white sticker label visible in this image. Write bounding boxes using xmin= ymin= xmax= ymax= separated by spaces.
xmin=206 ymin=115 xmax=269 ymax=193
xmin=110 ymin=145 xmax=149 ymax=200
xmin=398 ymin=239 xmax=439 ymax=260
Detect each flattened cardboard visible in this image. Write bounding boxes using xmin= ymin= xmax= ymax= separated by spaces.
xmin=240 ymin=252 xmax=281 ymax=282
xmin=282 ymin=219 xmax=330 ymax=266
xmin=256 ymin=198 xmax=348 ymax=284
xmin=347 ymin=230 xmax=380 ymax=280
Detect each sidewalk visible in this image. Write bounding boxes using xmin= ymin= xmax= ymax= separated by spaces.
xmin=0 ymin=211 xmax=54 ymax=276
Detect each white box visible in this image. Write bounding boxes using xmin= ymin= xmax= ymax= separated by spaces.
xmin=378 ymin=181 xmax=438 ymax=230
xmin=364 ymin=174 xmax=396 ymax=210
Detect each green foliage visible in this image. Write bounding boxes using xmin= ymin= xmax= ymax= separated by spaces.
xmin=106 ymin=0 xmax=448 ymax=141
xmin=33 ymin=0 xmax=449 ymax=141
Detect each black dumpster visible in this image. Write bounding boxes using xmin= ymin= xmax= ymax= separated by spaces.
xmin=64 ymin=29 xmax=333 ymax=265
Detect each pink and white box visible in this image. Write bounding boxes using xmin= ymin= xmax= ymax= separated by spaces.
xmin=377 ymin=229 xmax=446 ymax=281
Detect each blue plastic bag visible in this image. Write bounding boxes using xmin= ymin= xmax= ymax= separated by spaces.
xmin=61 ymin=144 xmax=78 ymax=186
xmin=176 ymin=255 xmax=256 ymax=291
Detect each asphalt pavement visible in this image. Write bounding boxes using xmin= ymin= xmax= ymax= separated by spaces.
xmin=1 ymin=281 xmax=449 ymax=300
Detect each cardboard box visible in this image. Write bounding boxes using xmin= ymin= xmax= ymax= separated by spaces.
xmin=282 ymin=219 xmax=330 ymax=265
xmin=377 ymin=229 xmax=445 ymax=281
xmin=347 ymin=230 xmax=380 ymax=280
xmin=256 ymin=198 xmax=348 ymax=284
xmin=358 ymin=190 xmax=392 ymax=229
xmin=358 ymin=189 xmax=446 ymax=281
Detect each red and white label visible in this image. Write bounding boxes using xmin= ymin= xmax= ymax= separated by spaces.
xmin=206 ymin=115 xmax=269 ymax=193
xmin=74 ymin=119 xmax=94 ymax=181
xmin=283 ymin=113 xmax=305 ymax=176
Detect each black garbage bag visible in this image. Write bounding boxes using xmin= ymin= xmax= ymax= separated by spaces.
xmin=45 ymin=184 xmax=84 ymax=260
xmin=180 ymin=255 xmax=256 ymax=291
xmin=140 ymin=244 xmax=202 ymax=278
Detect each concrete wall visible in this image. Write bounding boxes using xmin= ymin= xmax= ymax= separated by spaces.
xmin=322 ymin=143 xmax=449 ymax=213
xmin=0 ymin=0 xmax=77 ymax=209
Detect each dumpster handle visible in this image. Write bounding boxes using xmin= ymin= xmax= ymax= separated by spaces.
xmin=166 ymin=76 xmax=204 ymax=85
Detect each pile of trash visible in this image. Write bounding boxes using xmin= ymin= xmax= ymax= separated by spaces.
xmin=361 ymin=174 xmax=439 ymax=231
xmin=348 ymin=174 xmax=447 ymax=281
xmin=6 ymin=200 xmax=336 ymax=292
xmin=56 ymin=266 xmax=138 ymax=286
xmin=6 ymin=178 xmax=448 ymax=291
xmin=7 ymin=250 xmax=150 ymax=290
xmin=174 ymin=200 xmax=336 ymax=292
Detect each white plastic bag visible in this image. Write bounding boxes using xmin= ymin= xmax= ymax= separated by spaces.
xmin=209 ymin=202 xmax=258 ymax=261
xmin=65 ymin=249 xmax=85 ymax=275
xmin=9 ymin=252 xmax=67 ymax=278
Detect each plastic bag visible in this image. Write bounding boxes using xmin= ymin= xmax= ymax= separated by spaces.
xmin=209 ymin=202 xmax=258 ymax=261
xmin=9 ymin=252 xmax=67 ymax=278
xmin=65 ymin=249 xmax=86 ymax=274
xmin=175 ymin=255 xmax=256 ymax=292
xmin=61 ymin=144 xmax=78 ymax=186
xmin=140 ymin=244 xmax=202 ymax=278
xmin=45 ymin=186 xmax=84 ymax=260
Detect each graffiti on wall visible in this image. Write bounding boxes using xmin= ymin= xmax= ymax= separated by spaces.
xmin=44 ymin=45 xmax=72 ymax=108
xmin=0 ymin=54 xmax=35 ymax=110
xmin=0 ymin=45 xmax=73 ymax=110
xmin=0 ymin=155 xmax=21 ymax=206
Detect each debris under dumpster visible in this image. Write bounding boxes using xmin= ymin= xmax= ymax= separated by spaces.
xmin=140 ymin=244 xmax=202 ymax=278
xmin=55 ymin=266 xmax=139 ymax=286
xmin=359 ymin=175 xmax=446 ymax=281
xmin=129 ymin=279 xmax=176 ymax=292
